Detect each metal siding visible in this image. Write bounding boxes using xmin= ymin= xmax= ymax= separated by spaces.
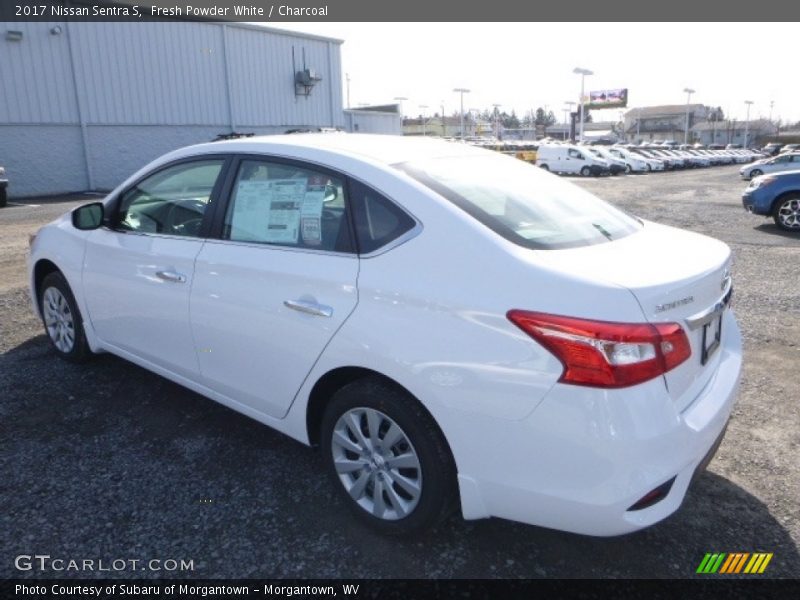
xmin=328 ymin=44 xmax=345 ymax=127
xmin=0 ymin=125 xmax=88 ymax=196
xmin=0 ymin=22 xmax=80 ymax=123
xmin=69 ymin=22 xmax=229 ymax=125
xmin=225 ymin=27 xmax=342 ymax=128
xmin=2 ymin=21 xmax=347 ymax=196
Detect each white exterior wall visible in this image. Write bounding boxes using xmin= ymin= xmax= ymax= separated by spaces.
xmin=344 ymin=110 xmax=402 ymax=135
xmin=0 ymin=22 xmax=345 ymax=197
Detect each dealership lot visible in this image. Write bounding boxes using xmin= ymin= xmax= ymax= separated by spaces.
xmin=1 ymin=165 xmax=798 ymax=578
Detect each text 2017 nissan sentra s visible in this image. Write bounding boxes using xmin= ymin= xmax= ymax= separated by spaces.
xmin=28 ymin=134 xmax=741 ymax=536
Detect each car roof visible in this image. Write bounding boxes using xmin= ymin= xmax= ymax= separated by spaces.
xmin=172 ymin=133 xmax=485 ymax=166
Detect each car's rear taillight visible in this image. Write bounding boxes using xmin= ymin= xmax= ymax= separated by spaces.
xmin=507 ymin=310 xmax=691 ymax=388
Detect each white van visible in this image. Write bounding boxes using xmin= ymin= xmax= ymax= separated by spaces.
xmin=536 ymin=144 xmax=610 ymax=176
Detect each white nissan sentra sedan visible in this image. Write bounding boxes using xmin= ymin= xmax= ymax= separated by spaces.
xmin=28 ymin=134 xmax=741 ymax=536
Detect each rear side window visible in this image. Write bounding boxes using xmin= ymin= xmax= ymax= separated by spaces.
xmin=348 ymin=180 xmax=416 ymax=254
xmin=397 ymin=153 xmax=641 ymax=250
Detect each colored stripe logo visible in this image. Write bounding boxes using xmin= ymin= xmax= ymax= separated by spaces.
xmin=697 ymin=552 xmax=773 ymax=574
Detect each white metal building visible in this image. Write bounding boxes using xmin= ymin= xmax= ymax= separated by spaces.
xmin=0 ymin=21 xmax=398 ymax=197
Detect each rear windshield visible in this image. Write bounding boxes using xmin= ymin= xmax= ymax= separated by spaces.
xmin=396 ymin=153 xmax=641 ymax=250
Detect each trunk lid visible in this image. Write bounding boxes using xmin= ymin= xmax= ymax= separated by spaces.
xmin=530 ymin=221 xmax=732 ymax=411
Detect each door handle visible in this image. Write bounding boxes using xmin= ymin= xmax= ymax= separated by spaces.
xmin=283 ymin=299 xmax=333 ymax=318
xmin=155 ymin=270 xmax=187 ymax=283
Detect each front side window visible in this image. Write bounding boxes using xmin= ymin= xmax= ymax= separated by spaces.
xmin=397 ymin=153 xmax=641 ymax=250
xmin=568 ymin=149 xmax=583 ymax=159
xmin=117 ymin=160 xmax=224 ymax=237
xmin=223 ymin=159 xmax=353 ymax=253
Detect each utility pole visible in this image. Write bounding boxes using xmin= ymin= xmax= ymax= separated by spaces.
xmin=573 ymin=67 xmax=593 ymax=143
xmin=743 ymin=100 xmax=754 ymax=149
xmin=453 ymin=88 xmax=470 ymax=140
xmin=683 ymin=87 xmax=695 ymax=145
xmin=563 ymin=101 xmax=575 ymax=141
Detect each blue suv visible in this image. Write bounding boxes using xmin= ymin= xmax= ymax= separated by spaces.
xmin=742 ymin=169 xmax=800 ymax=232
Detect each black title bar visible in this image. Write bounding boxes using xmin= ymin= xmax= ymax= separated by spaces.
xmin=2 ymin=0 xmax=800 ymax=22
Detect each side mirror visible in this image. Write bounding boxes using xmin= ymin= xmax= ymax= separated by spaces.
xmin=72 ymin=202 xmax=104 ymax=230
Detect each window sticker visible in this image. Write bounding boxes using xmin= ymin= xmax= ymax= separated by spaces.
xmin=300 ymin=178 xmax=326 ymax=244
xmin=230 ymin=179 xmax=307 ymax=244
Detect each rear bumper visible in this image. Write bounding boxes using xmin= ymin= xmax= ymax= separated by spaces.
xmin=457 ymin=313 xmax=742 ymax=536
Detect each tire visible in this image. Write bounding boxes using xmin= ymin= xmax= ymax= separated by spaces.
xmin=539 ymin=163 xmax=550 ymax=171
xmin=0 ymin=186 xmax=6 ymax=208
xmin=773 ymin=194 xmax=800 ymax=232
xmin=580 ymin=166 xmax=591 ymax=177
xmin=646 ymin=163 xmax=652 ymax=172
xmin=625 ymin=164 xmax=633 ymax=174
xmin=750 ymin=169 xmax=763 ymax=178
xmin=321 ymin=377 xmax=457 ymax=536
xmin=39 ymin=272 xmax=91 ymax=362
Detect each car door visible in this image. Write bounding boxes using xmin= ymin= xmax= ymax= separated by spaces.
xmin=190 ymin=156 xmax=359 ymax=419
xmin=766 ymin=154 xmax=792 ymax=173
xmin=567 ymin=148 xmax=584 ymax=173
xmin=82 ymin=157 xmax=228 ymax=379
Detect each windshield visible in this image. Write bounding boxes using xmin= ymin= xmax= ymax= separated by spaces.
xmin=396 ymin=154 xmax=641 ymax=250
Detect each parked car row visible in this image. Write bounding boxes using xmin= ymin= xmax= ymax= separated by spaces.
xmin=465 ymin=137 xmax=765 ymax=177
xmin=760 ymin=142 xmax=800 ymax=156
xmin=525 ymin=143 xmax=760 ymax=177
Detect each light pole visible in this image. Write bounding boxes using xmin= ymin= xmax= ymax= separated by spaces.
xmin=683 ymin=87 xmax=695 ymax=145
xmin=453 ymin=88 xmax=470 ymax=140
xmin=573 ymin=67 xmax=593 ymax=143
xmin=636 ymin=108 xmax=641 ymax=141
xmin=419 ymin=104 xmax=428 ymax=137
xmin=564 ymin=100 xmax=576 ymax=141
xmin=743 ymin=100 xmax=754 ymax=149
xmin=492 ymin=104 xmax=501 ymax=139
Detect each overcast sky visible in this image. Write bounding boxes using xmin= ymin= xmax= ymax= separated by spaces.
xmin=267 ymin=22 xmax=799 ymax=125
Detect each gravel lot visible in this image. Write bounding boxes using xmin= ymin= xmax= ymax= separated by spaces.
xmin=1 ymin=166 xmax=798 ymax=579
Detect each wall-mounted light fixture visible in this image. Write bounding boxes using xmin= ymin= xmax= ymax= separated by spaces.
xmin=50 ymin=26 xmax=63 ymax=35
xmin=5 ymin=30 xmax=24 ymax=42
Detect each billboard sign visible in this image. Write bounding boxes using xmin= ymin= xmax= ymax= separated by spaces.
xmin=586 ymin=88 xmax=628 ymax=109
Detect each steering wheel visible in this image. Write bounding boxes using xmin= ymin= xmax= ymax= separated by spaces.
xmin=165 ymin=199 xmax=206 ymax=236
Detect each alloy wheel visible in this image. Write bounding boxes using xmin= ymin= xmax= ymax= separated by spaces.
xmin=331 ymin=407 xmax=422 ymax=520
xmin=43 ymin=287 xmax=75 ymax=353
xmin=777 ymin=197 xmax=800 ymax=230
